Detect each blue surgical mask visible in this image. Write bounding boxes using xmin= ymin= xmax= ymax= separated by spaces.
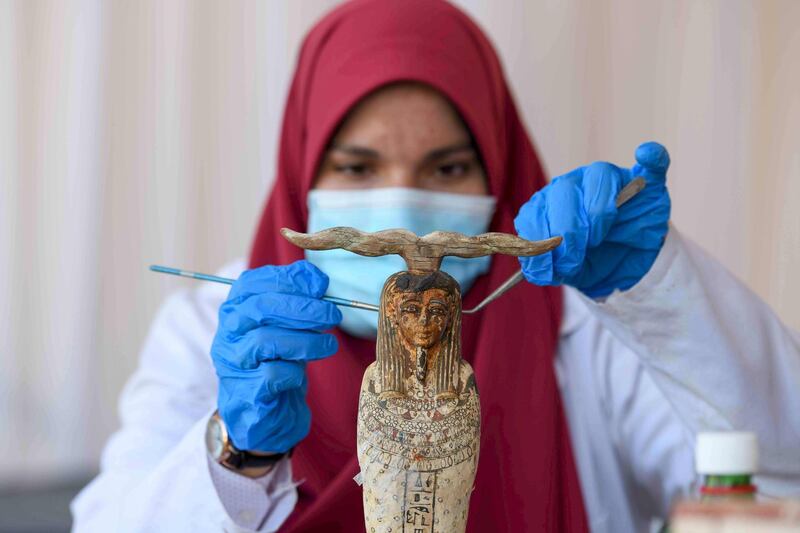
xmin=306 ymin=187 xmax=497 ymax=339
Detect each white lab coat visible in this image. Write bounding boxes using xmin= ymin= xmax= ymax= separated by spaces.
xmin=71 ymin=228 xmax=800 ymax=533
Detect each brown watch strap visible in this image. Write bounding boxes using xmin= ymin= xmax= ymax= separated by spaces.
xmin=225 ymin=445 xmax=292 ymax=470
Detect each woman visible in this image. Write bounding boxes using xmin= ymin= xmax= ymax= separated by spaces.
xmin=72 ymin=1 xmax=800 ymax=532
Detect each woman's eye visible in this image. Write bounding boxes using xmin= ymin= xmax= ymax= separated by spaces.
xmin=401 ymin=305 xmax=419 ymax=314
xmin=435 ymin=161 xmax=470 ymax=178
xmin=334 ymin=163 xmax=371 ymax=176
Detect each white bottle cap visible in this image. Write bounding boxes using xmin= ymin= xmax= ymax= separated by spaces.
xmin=695 ymin=431 xmax=758 ymax=475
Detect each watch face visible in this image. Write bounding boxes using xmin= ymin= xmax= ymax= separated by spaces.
xmin=205 ymin=416 xmax=225 ymax=460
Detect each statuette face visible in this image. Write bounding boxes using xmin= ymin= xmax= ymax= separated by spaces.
xmin=378 ymin=272 xmax=463 ymax=402
xmin=393 ymin=288 xmax=450 ymax=351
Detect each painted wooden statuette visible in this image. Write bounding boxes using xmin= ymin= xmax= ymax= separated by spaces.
xmin=281 ymin=227 xmax=561 ymax=533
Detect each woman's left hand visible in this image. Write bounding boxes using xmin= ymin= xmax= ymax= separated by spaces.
xmin=514 ymin=142 xmax=671 ymax=298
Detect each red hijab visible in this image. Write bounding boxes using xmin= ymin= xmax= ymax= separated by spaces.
xmin=249 ymin=0 xmax=588 ymax=530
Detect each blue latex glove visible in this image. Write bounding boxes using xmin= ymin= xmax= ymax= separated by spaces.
xmin=514 ymin=142 xmax=671 ymax=298
xmin=210 ymin=260 xmax=342 ymax=453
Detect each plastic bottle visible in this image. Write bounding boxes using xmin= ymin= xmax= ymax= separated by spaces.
xmin=695 ymin=431 xmax=758 ymax=501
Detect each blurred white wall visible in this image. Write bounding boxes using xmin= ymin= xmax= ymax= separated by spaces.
xmin=1 ymin=0 xmax=798 ymax=486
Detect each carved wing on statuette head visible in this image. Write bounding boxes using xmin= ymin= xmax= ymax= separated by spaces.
xmin=280 ymin=227 xmax=562 ymax=272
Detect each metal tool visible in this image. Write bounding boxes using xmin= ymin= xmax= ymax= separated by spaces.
xmin=150 ymin=177 xmax=645 ymax=316
xmin=149 ymin=265 xmax=381 ymax=312
xmin=461 ymin=176 xmax=646 ymax=314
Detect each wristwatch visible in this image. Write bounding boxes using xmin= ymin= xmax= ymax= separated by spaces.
xmin=205 ymin=411 xmax=290 ymax=470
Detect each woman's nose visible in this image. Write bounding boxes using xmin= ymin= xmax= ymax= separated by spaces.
xmin=386 ymin=167 xmax=417 ymax=189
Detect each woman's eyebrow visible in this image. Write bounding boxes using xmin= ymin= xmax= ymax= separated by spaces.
xmin=423 ymin=142 xmax=475 ymax=163
xmin=329 ymin=143 xmax=380 ymax=158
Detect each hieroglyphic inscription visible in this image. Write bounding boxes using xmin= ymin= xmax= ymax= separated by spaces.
xmin=404 ymin=471 xmax=436 ymax=533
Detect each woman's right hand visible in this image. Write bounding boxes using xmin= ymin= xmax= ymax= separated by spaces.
xmin=210 ymin=260 xmax=342 ymax=453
